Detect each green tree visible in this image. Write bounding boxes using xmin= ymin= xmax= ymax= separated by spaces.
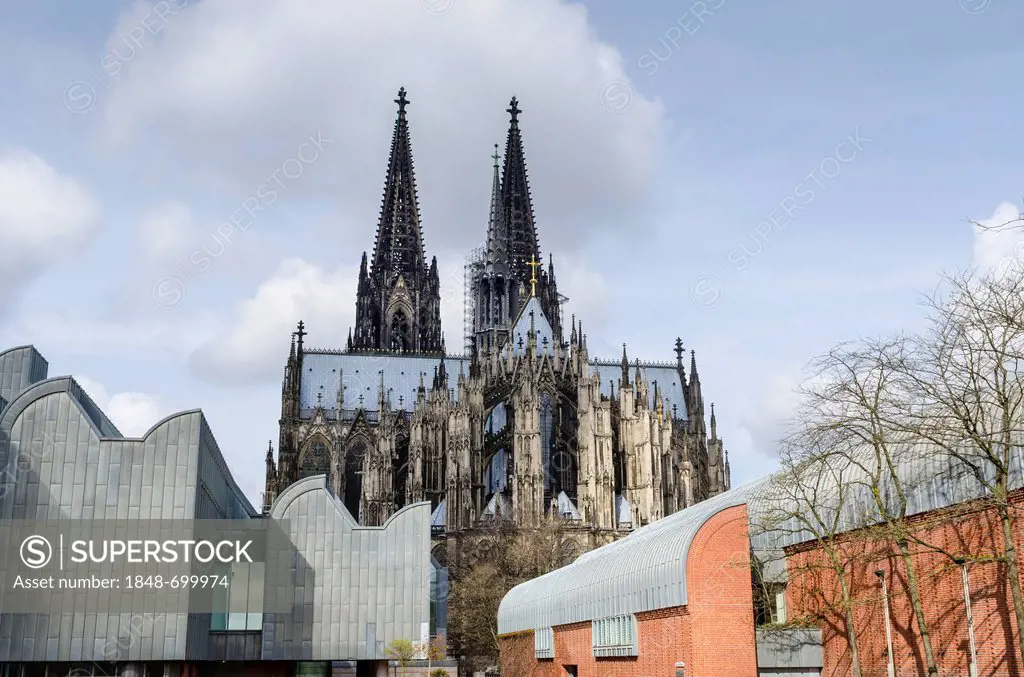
xmin=386 ymin=638 xmax=417 ymax=677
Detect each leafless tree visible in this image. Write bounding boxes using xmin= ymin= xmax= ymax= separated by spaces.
xmin=894 ymin=269 xmax=1024 ymax=662
xmin=448 ymin=518 xmax=579 ymax=670
xmin=758 ymin=437 xmax=868 ymax=677
xmin=795 ymin=337 xmax=943 ymax=675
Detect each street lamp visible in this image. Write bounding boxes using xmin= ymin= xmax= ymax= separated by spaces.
xmin=954 ymin=557 xmax=979 ymax=677
xmin=875 ymin=570 xmax=896 ymax=677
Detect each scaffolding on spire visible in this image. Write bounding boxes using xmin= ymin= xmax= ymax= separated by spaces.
xmin=464 ymin=245 xmax=485 ymax=353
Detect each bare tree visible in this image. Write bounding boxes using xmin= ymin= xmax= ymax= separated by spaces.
xmin=796 ymin=337 xmax=942 ymax=675
xmin=895 ymin=269 xmax=1024 ymax=662
xmin=448 ymin=518 xmax=580 ymax=670
xmin=758 ymin=438 xmax=868 ymax=677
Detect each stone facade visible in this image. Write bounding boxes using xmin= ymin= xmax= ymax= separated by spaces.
xmin=264 ymin=90 xmax=730 ymax=543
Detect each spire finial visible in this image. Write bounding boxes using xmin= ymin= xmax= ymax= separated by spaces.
xmin=507 ymin=97 xmax=521 ymax=123
xmin=491 ymin=143 xmax=500 ymax=167
xmin=674 ymin=338 xmax=684 ymax=365
xmin=395 ymin=87 xmax=410 ymax=115
xmin=527 ymin=255 xmax=542 ymax=296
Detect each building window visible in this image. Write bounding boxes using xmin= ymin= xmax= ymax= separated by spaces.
xmin=591 ymin=614 xmax=638 ymax=657
xmin=211 ymin=562 xmax=264 ymax=631
xmin=300 ymin=439 xmax=331 ymax=478
xmin=535 ymin=627 xmax=554 ymax=659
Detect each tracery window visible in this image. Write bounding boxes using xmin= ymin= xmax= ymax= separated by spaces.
xmin=389 ymin=310 xmax=411 ymax=351
xmin=299 ymin=439 xmax=330 ymax=478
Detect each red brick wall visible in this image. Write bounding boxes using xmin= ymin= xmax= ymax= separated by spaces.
xmin=685 ymin=504 xmax=758 ymax=677
xmin=498 ymin=504 xmax=757 ymax=677
xmin=786 ymin=499 xmax=1024 ymax=677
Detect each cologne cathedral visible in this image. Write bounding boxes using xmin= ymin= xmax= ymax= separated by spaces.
xmin=263 ymin=88 xmax=730 ymax=540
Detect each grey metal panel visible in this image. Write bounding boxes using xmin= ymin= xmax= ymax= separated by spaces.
xmin=497 ymin=478 xmax=768 ymax=633
xmin=0 ymin=375 xmax=255 ymax=663
xmin=265 ymin=475 xmax=430 ymax=661
xmin=0 ymin=346 xmax=49 ymax=404
xmin=756 ymin=629 xmax=823 ymax=669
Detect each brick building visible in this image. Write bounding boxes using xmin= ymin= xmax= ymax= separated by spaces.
xmin=498 ymin=446 xmax=1024 ymax=677
xmin=782 ymin=493 xmax=1024 ymax=677
xmin=496 ymin=484 xmax=764 ymax=677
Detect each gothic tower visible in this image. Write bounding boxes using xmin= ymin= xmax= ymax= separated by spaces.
xmin=472 ymin=98 xmax=563 ymax=351
xmin=350 ymin=87 xmax=443 ymax=354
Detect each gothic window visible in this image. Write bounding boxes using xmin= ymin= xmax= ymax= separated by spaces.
xmin=344 ymin=441 xmax=367 ymax=522
xmin=389 ymin=310 xmax=411 ymax=352
xmin=299 ymin=438 xmax=330 ymax=479
xmin=486 ymin=402 xmax=507 ymax=435
xmin=484 ymin=448 xmax=508 ymax=499
xmin=540 ymin=393 xmax=554 ymax=504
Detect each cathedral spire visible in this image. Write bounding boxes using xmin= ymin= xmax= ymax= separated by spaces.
xmin=620 ymin=343 xmax=630 ymax=386
xmin=351 ymin=89 xmax=443 ymax=354
xmin=370 ymin=87 xmax=426 ymax=279
xmin=486 ymin=143 xmax=506 ymax=271
xmin=710 ymin=402 xmax=717 ymax=440
xmin=295 ymin=320 xmax=306 ymax=355
xmin=501 ymin=97 xmax=540 ymax=282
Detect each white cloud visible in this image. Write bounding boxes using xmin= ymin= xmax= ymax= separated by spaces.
xmin=139 ymin=200 xmax=196 ymax=262
xmin=972 ymin=201 xmax=1024 ymax=276
xmin=737 ymin=373 xmax=803 ymax=458
xmin=189 ymin=258 xmax=358 ymax=383
xmin=97 ymin=0 xmax=666 ymax=254
xmin=0 ymin=149 xmax=101 ymax=314
xmin=557 ymin=254 xmax=610 ymax=336
xmin=75 ymin=375 xmax=168 ymax=437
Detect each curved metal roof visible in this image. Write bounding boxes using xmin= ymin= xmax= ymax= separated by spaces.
xmin=497 ymin=479 xmax=767 ymax=633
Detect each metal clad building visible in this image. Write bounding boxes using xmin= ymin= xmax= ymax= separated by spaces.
xmin=0 ymin=346 xmax=434 ymax=676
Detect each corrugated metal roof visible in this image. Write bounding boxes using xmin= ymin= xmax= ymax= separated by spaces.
xmin=497 ymin=478 xmax=767 ymax=633
xmin=748 ymin=440 xmax=1024 ymax=552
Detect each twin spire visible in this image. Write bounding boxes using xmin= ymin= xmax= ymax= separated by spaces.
xmin=353 ymin=88 xmax=558 ymax=355
xmin=369 ymin=86 xmax=427 ymax=280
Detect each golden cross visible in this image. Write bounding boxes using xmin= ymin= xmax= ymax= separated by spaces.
xmin=526 ymin=255 xmax=542 ymax=297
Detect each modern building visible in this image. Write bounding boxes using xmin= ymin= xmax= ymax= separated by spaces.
xmin=265 ymin=90 xmax=731 ymax=561
xmin=0 ymin=346 xmax=444 ymax=677
xmin=496 ymin=482 xmax=763 ymax=677
xmin=498 ymin=443 xmax=1024 ymax=677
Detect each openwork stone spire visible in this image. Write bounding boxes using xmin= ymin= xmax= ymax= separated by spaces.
xmin=500 ymin=97 xmax=541 ymax=282
xmin=352 ymin=88 xmax=443 ymax=354
xmin=370 ymin=87 xmax=427 ymax=279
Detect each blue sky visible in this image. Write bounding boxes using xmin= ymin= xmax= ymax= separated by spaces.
xmin=0 ymin=0 xmax=1021 ymax=504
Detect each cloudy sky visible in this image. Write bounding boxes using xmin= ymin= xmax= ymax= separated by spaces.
xmin=1 ymin=0 xmax=1022 ymax=505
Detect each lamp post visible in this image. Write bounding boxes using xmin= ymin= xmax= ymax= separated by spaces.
xmin=955 ymin=558 xmax=979 ymax=677
xmin=875 ymin=570 xmax=896 ymax=677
